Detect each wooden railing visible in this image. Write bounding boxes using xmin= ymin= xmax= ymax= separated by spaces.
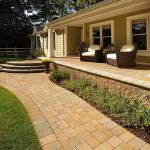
xmin=0 ymin=48 xmax=31 ymax=57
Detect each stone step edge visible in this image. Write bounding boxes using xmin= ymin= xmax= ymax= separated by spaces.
xmin=6 ymin=62 xmax=43 ymax=66
xmin=1 ymin=64 xmax=45 ymax=69
xmin=0 ymin=68 xmax=46 ymax=73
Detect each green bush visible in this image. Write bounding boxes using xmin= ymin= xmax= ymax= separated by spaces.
xmin=61 ymin=77 xmax=150 ymax=131
xmin=50 ymin=69 xmax=70 ymax=83
xmin=31 ymin=49 xmax=45 ymax=57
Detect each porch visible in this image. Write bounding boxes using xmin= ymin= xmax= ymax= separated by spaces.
xmin=46 ymin=0 xmax=150 ymax=61
xmin=50 ymin=56 xmax=150 ymax=108
xmin=52 ymin=57 xmax=150 ymax=89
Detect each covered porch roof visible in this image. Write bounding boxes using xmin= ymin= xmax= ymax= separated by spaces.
xmin=47 ymin=0 xmax=150 ymax=28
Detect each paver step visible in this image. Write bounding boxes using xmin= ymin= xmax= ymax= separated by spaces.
xmin=6 ymin=61 xmax=43 ymax=66
xmin=0 ymin=68 xmax=46 ymax=73
xmin=1 ymin=64 xmax=45 ymax=70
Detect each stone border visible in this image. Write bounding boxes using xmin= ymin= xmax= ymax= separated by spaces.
xmin=51 ymin=62 xmax=150 ymax=108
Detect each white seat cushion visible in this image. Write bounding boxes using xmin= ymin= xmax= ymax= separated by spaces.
xmin=82 ymin=51 xmax=95 ymax=57
xmin=107 ymin=54 xmax=116 ymax=60
xmin=88 ymin=45 xmax=101 ymax=52
xmin=120 ymin=45 xmax=135 ymax=52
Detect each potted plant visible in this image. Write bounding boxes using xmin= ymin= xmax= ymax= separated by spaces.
xmin=41 ymin=58 xmax=51 ymax=73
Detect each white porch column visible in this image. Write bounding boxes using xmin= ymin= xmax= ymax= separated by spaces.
xmin=64 ymin=26 xmax=68 ymax=57
xmin=48 ymin=29 xmax=54 ymax=58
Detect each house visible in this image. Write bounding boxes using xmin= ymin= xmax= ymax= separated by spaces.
xmin=31 ymin=25 xmax=48 ymax=56
xmin=31 ymin=0 xmax=150 ymax=64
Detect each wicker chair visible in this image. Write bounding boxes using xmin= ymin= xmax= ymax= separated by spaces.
xmin=106 ymin=45 xmax=137 ymax=67
xmin=80 ymin=45 xmax=104 ymax=63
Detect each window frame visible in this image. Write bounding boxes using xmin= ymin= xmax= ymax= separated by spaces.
xmin=127 ymin=12 xmax=150 ymax=55
xmin=90 ymin=20 xmax=114 ymax=47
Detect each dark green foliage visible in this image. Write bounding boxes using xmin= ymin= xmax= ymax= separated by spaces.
xmin=51 ymin=69 xmax=150 ymax=131
xmin=75 ymin=0 xmax=104 ymax=10
xmin=0 ymin=0 xmax=104 ymax=48
xmin=0 ymin=86 xmax=41 ymax=150
xmin=50 ymin=69 xmax=70 ymax=83
xmin=0 ymin=0 xmax=32 ymax=48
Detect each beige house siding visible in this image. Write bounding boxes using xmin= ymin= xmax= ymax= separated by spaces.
xmin=136 ymin=56 xmax=150 ymax=64
xmin=67 ymin=26 xmax=82 ymax=55
xmin=54 ymin=29 xmax=64 ymax=57
xmin=85 ymin=8 xmax=150 ymax=49
xmin=83 ymin=23 xmax=90 ymax=45
xmin=81 ymin=28 xmax=83 ymax=43
xmin=39 ymin=33 xmax=48 ymax=56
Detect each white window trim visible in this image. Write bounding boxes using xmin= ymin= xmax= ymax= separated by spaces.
xmin=127 ymin=12 xmax=150 ymax=56
xmin=90 ymin=20 xmax=114 ymax=46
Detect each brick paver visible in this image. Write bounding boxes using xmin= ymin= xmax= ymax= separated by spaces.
xmin=0 ymin=72 xmax=149 ymax=150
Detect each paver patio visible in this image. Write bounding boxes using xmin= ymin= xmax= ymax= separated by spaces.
xmin=0 ymin=72 xmax=149 ymax=150
xmin=52 ymin=57 xmax=150 ymax=89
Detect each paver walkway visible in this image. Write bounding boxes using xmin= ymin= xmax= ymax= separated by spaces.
xmin=0 ymin=72 xmax=149 ymax=150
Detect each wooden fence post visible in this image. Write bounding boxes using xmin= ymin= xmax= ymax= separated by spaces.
xmin=15 ymin=48 xmax=17 ymax=57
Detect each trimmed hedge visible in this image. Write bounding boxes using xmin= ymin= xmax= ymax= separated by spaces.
xmin=50 ymin=69 xmax=150 ymax=131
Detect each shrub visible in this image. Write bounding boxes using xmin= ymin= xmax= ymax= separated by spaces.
xmin=62 ymin=79 xmax=92 ymax=94
xmin=60 ymin=76 xmax=150 ymax=131
xmin=50 ymin=69 xmax=70 ymax=83
xmin=31 ymin=49 xmax=45 ymax=57
xmin=41 ymin=58 xmax=51 ymax=63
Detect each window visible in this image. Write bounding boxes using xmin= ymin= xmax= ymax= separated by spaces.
xmin=92 ymin=27 xmax=100 ymax=45
xmin=132 ymin=19 xmax=147 ymax=50
xmin=53 ymin=31 xmax=55 ymax=50
xmin=127 ymin=13 xmax=150 ymax=52
xmin=102 ymin=25 xmax=111 ymax=48
xmin=90 ymin=21 xmax=114 ymax=48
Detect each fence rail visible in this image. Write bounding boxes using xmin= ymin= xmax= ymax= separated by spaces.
xmin=0 ymin=48 xmax=31 ymax=57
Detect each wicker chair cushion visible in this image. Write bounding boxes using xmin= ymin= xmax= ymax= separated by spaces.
xmin=106 ymin=54 xmax=116 ymax=60
xmin=120 ymin=45 xmax=135 ymax=52
xmin=82 ymin=51 xmax=95 ymax=56
xmin=88 ymin=45 xmax=101 ymax=52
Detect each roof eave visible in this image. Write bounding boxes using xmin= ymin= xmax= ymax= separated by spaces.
xmin=47 ymin=0 xmax=118 ymax=26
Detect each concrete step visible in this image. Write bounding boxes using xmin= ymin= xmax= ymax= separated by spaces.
xmin=1 ymin=64 xmax=45 ymax=70
xmin=0 ymin=68 xmax=46 ymax=73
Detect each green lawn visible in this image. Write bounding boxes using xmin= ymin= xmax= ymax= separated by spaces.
xmin=0 ymin=86 xmax=41 ymax=150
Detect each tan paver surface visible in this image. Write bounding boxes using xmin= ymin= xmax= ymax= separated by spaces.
xmin=0 ymin=72 xmax=149 ymax=150
xmin=53 ymin=57 xmax=150 ymax=88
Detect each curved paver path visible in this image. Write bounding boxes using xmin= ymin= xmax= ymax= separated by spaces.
xmin=0 ymin=72 xmax=149 ymax=150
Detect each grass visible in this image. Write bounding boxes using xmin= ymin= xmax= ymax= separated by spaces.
xmin=0 ymin=86 xmax=41 ymax=150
